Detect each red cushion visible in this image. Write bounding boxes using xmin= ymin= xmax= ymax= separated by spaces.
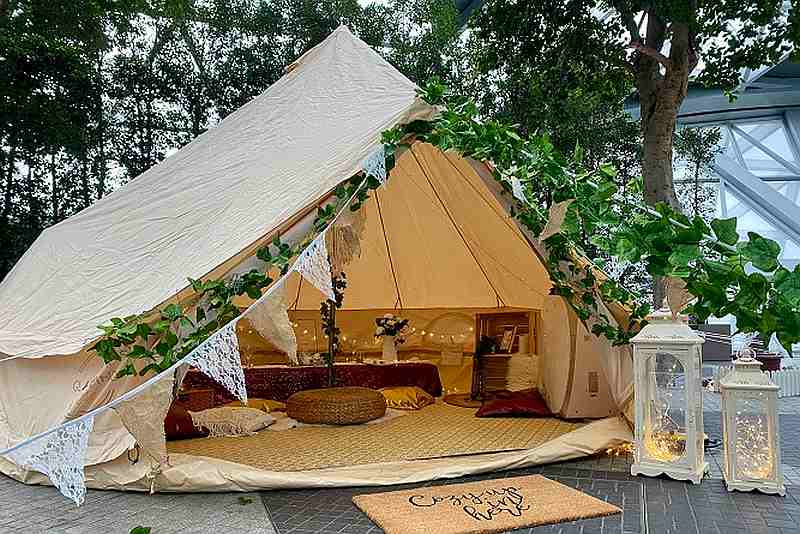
xmin=475 ymin=389 xmax=551 ymax=418
xmin=164 ymin=402 xmax=209 ymax=441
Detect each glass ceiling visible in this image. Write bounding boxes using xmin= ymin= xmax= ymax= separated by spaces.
xmin=677 ymin=115 xmax=800 ymax=271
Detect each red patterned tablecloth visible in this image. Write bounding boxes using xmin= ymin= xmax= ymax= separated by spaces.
xmin=181 ymin=362 xmax=443 ymax=407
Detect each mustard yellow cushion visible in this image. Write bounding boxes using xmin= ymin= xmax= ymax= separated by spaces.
xmin=379 ymin=386 xmax=435 ymax=410
xmin=225 ymin=398 xmax=286 ymax=413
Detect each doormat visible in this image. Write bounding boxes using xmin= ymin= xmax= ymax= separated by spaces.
xmin=352 ymin=474 xmax=621 ymax=534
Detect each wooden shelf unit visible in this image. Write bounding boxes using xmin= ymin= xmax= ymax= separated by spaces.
xmin=472 ymin=311 xmax=538 ymax=395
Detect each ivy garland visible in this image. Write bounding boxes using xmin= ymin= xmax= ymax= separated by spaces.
xmin=392 ymin=80 xmax=800 ymax=352
xmin=93 ymin=79 xmax=800 ymax=379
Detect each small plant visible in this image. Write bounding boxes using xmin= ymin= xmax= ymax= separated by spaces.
xmin=130 ymin=527 xmax=151 ymax=534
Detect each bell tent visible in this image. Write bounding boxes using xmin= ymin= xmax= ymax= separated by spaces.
xmin=0 ymin=26 xmax=633 ymax=502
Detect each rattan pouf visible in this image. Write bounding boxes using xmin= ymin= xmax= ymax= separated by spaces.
xmin=286 ymin=387 xmax=387 ymax=425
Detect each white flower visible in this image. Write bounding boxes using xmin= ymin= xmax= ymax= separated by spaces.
xmin=376 ymin=327 xmax=385 ymax=335
xmin=383 ymin=313 xmax=393 ymax=319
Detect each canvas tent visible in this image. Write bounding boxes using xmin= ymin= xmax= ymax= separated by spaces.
xmin=0 ymin=26 xmax=633 ymax=500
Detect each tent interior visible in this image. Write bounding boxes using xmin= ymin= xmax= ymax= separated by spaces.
xmin=0 ymin=27 xmax=633 ymax=495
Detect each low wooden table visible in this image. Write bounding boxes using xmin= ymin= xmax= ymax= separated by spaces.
xmin=286 ymin=387 xmax=387 ymax=425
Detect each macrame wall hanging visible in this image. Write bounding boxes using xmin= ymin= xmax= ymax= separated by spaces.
xmin=4 ymin=416 xmax=94 ymax=506
xmin=242 ymin=281 xmax=298 ymax=365
xmin=292 ymin=232 xmax=335 ymax=300
xmin=326 ymin=203 xmax=367 ymax=275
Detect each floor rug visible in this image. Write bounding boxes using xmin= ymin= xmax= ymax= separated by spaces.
xmin=352 ymin=474 xmax=621 ymax=534
xmin=168 ymin=403 xmax=582 ymax=472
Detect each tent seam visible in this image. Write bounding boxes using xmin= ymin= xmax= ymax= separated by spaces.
xmin=409 ymin=147 xmax=505 ymax=307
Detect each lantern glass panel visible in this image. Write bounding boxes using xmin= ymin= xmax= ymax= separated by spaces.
xmin=644 ymin=352 xmax=687 ymax=463
xmin=735 ymin=394 xmax=773 ymax=480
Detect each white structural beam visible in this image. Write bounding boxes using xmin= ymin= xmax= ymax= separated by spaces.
xmin=713 ymin=154 xmax=800 ymax=247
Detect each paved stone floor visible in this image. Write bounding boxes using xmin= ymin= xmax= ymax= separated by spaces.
xmin=1 ymin=392 xmax=799 ymax=534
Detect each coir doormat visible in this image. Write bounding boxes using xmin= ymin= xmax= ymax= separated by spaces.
xmin=352 ymin=474 xmax=621 ymax=534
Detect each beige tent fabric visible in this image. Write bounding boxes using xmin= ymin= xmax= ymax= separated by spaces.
xmin=0 ymin=416 xmax=631 ymax=492
xmin=0 ymin=25 xmax=635 ymax=491
xmin=0 ymin=26 xmax=433 ymax=360
xmin=286 ymin=144 xmax=551 ymax=311
xmin=0 ymin=26 xmax=435 ymax=466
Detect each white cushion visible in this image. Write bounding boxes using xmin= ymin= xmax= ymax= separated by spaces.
xmin=189 ymin=407 xmax=274 ymax=437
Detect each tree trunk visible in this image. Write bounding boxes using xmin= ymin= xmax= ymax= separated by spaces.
xmin=50 ymin=153 xmax=59 ymax=222
xmin=95 ymin=50 xmax=107 ymax=199
xmin=635 ymin=14 xmax=694 ymax=309
xmin=1 ymin=139 xmax=17 ymax=225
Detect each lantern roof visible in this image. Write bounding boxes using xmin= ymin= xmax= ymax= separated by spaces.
xmin=630 ymin=308 xmax=705 ymax=345
xmin=719 ymin=357 xmax=780 ymax=391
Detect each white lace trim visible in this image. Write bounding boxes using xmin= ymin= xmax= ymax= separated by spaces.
xmin=362 ymin=145 xmax=387 ymax=185
xmin=510 ymin=177 xmax=526 ymax=203
xmin=4 ymin=417 xmax=94 ymax=505
xmin=292 ymin=233 xmax=334 ymax=300
xmin=184 ymin=323 xmax=247 ymax=403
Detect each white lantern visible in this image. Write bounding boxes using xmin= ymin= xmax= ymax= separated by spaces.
xmin=630 ymin=309 xmax=707 ymax=483
xmin=719 ymin=354 xmax=785 ymax=496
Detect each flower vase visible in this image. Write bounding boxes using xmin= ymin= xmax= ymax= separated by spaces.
xmin=382 ymin=335 xmax=398 ymax=362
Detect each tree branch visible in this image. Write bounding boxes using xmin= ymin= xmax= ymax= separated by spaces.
xmin=628 ymin=39 xmax=670 ymax=68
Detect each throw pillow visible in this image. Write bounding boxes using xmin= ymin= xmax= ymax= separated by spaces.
xmin=379 ymin=386 xmax=435 ymax=410
xmin=475 ymin=389 xmax=551 ymax=418
xmin=189 ymin=407 xmax=274 ymax=437
xmin=165 ymin=402 xmax=210 ymax=441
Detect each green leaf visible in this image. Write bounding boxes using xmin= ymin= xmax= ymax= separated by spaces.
xmin=162 ymin=303 xmax=183 ymax=321
xmin=668 ymin=244 xmax=701 ymax=268
xmin=734 ymin=272 xmax=769 ymax=308
xmin=710 ymin=217 xmax=739 ymax=245
xmin=774 ymin=266 xmax=800 ymax=308
xmin=128 ymin=345 xmax=150 ymax=359
xmin=738 ymin=232 xmax=781 ymax=272
xmin=129 ymin=527 xmax=152 ymax=534
xmin=196 ymin=307 xmax=206 ymax=324
xmin=115 ymin=363 xmax=136 ymax=379
xmin=598 ymin=163 xmax=617 ymax=177
xmin=615 ymin=237 xmax=640 ymax=262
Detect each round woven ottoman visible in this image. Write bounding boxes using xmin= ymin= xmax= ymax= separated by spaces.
xmin=286 ymin=387 xmax=387 ymax=425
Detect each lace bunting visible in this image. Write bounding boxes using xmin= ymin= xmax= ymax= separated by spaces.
xmin=243 ymin=282 xmax=298 ymax=365
xmin=510 ymin=177 xmax=526 ymax=203
xmin=184 ymin=322 xmax=247 ymax=403
xmin=292 ymin=233 xmax=335 ymax=300
xmin=4 ymin=416 xmax=94 ymax=505
xmin=362 ymin=145 xmax=387 ymax=185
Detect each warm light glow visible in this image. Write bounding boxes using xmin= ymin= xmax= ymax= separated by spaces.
xmin=645 ymin=432 xmax=687 ymax=462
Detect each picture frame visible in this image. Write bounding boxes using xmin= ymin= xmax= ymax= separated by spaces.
xmin=499 ymin=326 xmax=517 ymax=353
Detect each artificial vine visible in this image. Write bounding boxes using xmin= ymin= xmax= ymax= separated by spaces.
xmin=93 ymin=78 xmax=800 ymax=379
xmin=385 ymin=79 xmax=800 ymax=351
xmin=320 ymin=273 xmax=347 ymax=386
xmin=92 ymin=174 xmax=385 ymax=378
